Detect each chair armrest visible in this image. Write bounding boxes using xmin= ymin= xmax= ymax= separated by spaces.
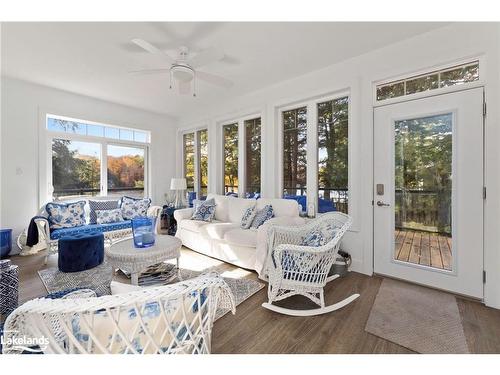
xmin=173 ymin=208 xmax=194 ymax=222
xmin=34 ymin=217 xmax=51 ymax=243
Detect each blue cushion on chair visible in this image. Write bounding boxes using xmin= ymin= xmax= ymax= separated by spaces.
xmin=58 ymin=232 xmax=104 ymax=273
xmin=50 ymin=220 xmax=132 ymax=240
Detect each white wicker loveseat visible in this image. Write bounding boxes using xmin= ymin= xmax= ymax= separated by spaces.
xmin=18 ymin=196 xmax=162 ymax=262
xmin=262 ymin=212 xmax=360 ymax=316
xmin=2 ymin=273 xmax=235 ymax=354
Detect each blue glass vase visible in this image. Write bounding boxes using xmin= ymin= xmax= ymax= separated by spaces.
xmin=131 ymin=217 xmax=156 ymax=248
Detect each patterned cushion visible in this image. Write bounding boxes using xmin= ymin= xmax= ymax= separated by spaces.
xmin=46 ymin=201 xmax=86 ymax=230
xmin=240 ymin=207 xmax=257 ymax=229
xmin=191 ymin=199 xmax=216 ymax=222
xmin=96 ymin=208 xmax=124 ymax=224
xmin=302 ymin=221 xmax=340 ymax=247
xmin=89 ymin=200 xmax=119 ymax=224
xmin=50 ymin=220 xmax=132 ymax=240
xmin=250 ymin=205 xmax=274 ymax=229
xmin=121 ymin=196 xmax=151 ymax=220
xmin=302 ymin=228 xmax=325 ymax=247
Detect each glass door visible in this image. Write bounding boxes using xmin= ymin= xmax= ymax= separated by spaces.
xmin=374 ymin=88 xmax=484 ymax=298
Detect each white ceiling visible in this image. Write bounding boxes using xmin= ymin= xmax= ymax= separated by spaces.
xmin=1 ymin=22 xmax=449 ymax=118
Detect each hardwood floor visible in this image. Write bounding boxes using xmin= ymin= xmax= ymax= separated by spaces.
xmin=8 ymin=247 xmax=500 ymax=354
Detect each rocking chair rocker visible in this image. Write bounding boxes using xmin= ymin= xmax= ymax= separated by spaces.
xmin=262 ymin=212 xmax=359 ymax=316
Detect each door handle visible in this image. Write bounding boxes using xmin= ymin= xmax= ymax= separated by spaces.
xmin=376 ymin=201 xmax=390 ymax=207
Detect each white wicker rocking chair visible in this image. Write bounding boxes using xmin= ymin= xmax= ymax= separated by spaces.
xmin=262 ymin=212 xmax=359 ymax=316
xmin=2 ymin=273 xmax=235 ymax=354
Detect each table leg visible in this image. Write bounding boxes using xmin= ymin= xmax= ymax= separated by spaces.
xmin=131 ymin=272 xmax=139 ymax=286
xmin=176 ymin=257 xmax=182 ymax=281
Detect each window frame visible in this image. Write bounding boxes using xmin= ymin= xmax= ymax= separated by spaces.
xmin=373 ymin=57 xmax=485 ymax=107
xmin=277 ymin=91 xmax=350 ymax=216
xmin=180 ymin=127 xmax=209 ymax=198
xmin=219 ymin=113 xmax=262 ymax=197
xmin=42 ymin=114 xmax=150 ymax=202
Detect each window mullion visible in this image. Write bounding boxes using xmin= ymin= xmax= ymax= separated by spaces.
xmin=307 ymin=102 xmax=318 ymax=217
xmin=101 ymin=141 xmax=108 ymax=196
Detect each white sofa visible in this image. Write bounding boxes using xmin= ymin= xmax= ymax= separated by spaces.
xmin=174 ymin=194 xmax=305 ymax=277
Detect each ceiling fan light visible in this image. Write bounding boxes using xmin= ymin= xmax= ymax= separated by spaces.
xmin=171 ymin=65 xmax=194 ymax=82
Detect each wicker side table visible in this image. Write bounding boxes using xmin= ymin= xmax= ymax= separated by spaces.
xmin=106 ymin=235 xmax=182 ymax=285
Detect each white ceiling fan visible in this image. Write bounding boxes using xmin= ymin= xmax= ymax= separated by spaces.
xmin=130 ymin=38 xmax=233 ymax=96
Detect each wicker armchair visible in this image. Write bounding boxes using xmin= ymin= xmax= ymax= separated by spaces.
xmin=262 ymin=212 xmax=359 ymax=316
xmin=2 ymin=273 xmax=235 ymax=354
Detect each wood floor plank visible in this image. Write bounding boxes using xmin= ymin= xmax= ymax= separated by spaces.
xmin=397 ymin=230 xmax=414 ymax=262
xmin=408 ymin=231 xmax=421 ymax=264
xmin=8 ymin=246 xmax=500 ymax=354
xmin=430 ymin=233 xmax=443 ymax=269
xmin=394 ymin=229 xmax=406 ymax=259
xmin=419 ymin=232 xmax=431 ymax=266
xmin=439 ymin=235 xmax=453 ymax=270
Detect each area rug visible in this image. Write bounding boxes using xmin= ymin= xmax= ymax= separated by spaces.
xmin=38 ymin=262 xmax=264 ymax=320
xmin=121 ymin=262 xmax=265 ymax=320
xmin=38 ymin=261 xmax=114 ymax=296
xmin=365 ymin=278 xmax=469 ymax=353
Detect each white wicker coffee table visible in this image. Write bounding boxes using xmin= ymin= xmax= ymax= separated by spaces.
xmin=106 ymin=235 xmax=182 ymax=285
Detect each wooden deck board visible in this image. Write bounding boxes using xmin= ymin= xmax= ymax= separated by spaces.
xmin=395 ymin=229 xmax=451 ymax=270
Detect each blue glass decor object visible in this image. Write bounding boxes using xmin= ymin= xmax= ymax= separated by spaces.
xmin=131 ymin=217 xmax=156 ymax=248
xmin=0 ymin=229 xmax=12 ymax=258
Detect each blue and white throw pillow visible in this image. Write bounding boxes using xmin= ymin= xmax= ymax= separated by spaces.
xmin=96 ymin=208 xmax=124 ymax=224
xmin=191 ymin=199 xmax=216 ymax=222
xmin=240 ymin=206 xmax=257 ymax=229
xmin=89 ymin=200 xmax=119 ymax=224
xmin=120 ymin=196 xmax=151 ymax=220
xmin=46 ymin=201 xmax=86 ymax=229
xmin=250 ymin=205 xmax=274 ymax=229
xmin=302 ymin=222 xmax=340 ymax=247
xmin=302 ymin=228 xmax=326 ymax=247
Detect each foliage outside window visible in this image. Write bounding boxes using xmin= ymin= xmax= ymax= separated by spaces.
xmin=282 ymin=107 xmax=307 ymax=197
xmin=49 ymin=116 xmax=148 ymax=199
xmin=183 ymin=133 xmax=195 ymax=192
xmin=376 ymin=61 xmax=479 ymax=101
xmin=52 ymin=139 xmax=101 ymax=198
xmin=395 ymin=114 xmax=452 ymax=235
xmin=317 ymin=97 xmax=349 ymax=213
xmin=245 ymin=117 xmax=261 ymax=195
xmin=198 ymin=129 xmax=209 ymax=198
xmin=107 ymin=145 xmax=145 ymax=198
xmin=223 ymin=123 xmax=239 ymax=194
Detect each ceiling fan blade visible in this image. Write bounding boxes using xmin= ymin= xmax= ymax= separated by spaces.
xmin=189 ymin=47 xmax=225 ymax=68
xmin=131 ymin=38 xmax=175 ymax=64
xmin=128 ymin=68 xmax=171 ymax=75
xmin=196 ymin=71 xmax=233 ymax=88
xmin=178 ymin=81 xmax=192 ymax=95
xmin=131 ymin=38 xmax=162 ymax=54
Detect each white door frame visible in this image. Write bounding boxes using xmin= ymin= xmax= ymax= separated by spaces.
xmin=372 ymin=87 xmax=485 ymax=299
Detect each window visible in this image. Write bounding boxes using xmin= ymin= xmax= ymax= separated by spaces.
xmin=107 ymin=145 xmax=145 ymax=198
xmin=183 ymin=133 xmax=195 ymax=192
xmin=223 ymin=123 xmax=239 ymax=194
xmin=47 ymin=116 xmax=149 ymax=142
xmin=317 ymin=97 xmax=349 ymax=213
xmin=376 ymin=61 xmax=479 ymax=101
xmin=245 ymin=117 xmax=261 ymax=195
xmin=47 ymin=115 xmax=149 ymax=199
xmin=52 ymin=139 xmax=101 ymax=198
xmin=282 ymin=107 xmax=307 ymax=197
xmin=182 ymin=129 xmax=209 ymax=198
xmin=198 ymin=129 xmax=209 ymax=198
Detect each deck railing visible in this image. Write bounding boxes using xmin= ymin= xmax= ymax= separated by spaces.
xmin=54 ymin=187 xmax=144 ymax=198
xmin=395 ymin=189 xmax=451 ymax=234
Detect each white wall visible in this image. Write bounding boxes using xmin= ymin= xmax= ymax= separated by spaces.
xmin=0 ymin=77 xmax=177 ymax=253
xmin=176 ymin=23 xmax=500 ymax=308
